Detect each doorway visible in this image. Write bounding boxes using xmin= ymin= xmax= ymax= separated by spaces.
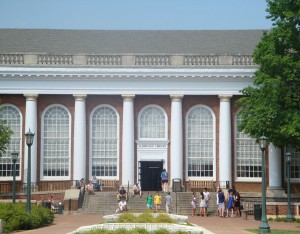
xmin=139 ymin=161 xmax=163 ymax=191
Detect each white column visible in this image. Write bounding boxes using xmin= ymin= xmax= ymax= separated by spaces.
xmin=170 ymin=95 xmax=183 ymax=186
xmin=122 ymin=95 xmax=135 ymax=186
xmin=268 ymin=144 xmax=282 ymax=188
xmin=267 ymin=144 xmax=284 ymax=196
xmin=73 ymin=95 xmax=87 ymax=181
xmin=218 ymin=95 xmax=232 ymax=186
xmin=24 ymin=94 xmax=38 ymax=184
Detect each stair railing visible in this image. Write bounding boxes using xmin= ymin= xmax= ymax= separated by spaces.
xmin=78 ymin=182 xmax=86 ymax=209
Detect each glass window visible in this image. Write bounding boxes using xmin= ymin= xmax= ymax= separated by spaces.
xmin=285 ymin=146 xmax=300 ymax=180
xmin=42 ymin=105 xmax=70 ymax=178
xmin=186 ymin=106 xmax=214 ymax=178
xmin=139 ymin=105 xmax=167 ymax=139
xmin=91 ymin=105 xmax=119 ymax=177
xmin=0 ymin=105 xmax=22 ymax=179
xmin=235 ymin=114 xmax=261 ymax=179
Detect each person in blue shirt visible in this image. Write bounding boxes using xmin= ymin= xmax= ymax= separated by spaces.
xmin=217 ymin=188 xmax=225 ymax=217
xmin=161 ymin=168 xmax=169 ymax=192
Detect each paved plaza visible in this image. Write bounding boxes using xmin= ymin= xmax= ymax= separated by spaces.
xmin=15 ymin=213 xmax=300 ymax=234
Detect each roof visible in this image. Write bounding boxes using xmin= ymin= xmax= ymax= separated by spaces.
xmin=0 ymin=29 xmax=266 ymax=55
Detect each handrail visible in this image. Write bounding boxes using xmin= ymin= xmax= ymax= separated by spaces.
xmin=78 ymin=183 xmax=86 ymax=209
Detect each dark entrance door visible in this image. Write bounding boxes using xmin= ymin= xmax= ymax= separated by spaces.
xmin=140 ymin=161 xmax=163 ymax=191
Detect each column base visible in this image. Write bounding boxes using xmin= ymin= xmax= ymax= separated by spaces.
xmin=267 ymin=187 xmax=286 ymax=198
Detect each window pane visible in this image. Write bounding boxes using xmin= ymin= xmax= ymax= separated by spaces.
xmin=235 ymin=115 xmax=261 ymax=178
xmin=91 ymin=106 xmax=118 ymax=177
xmin=285 ymin=146 xmax=300 ymax=179
xmin=42 ymin=106 xmax=70 ymax=177
xmin=139 ymin=106 xmax=166 ymax=139
xmin=187 ymin=106 xmax=214 ymax=178
xmin=0 ymin=105 xmax=21 ymax=177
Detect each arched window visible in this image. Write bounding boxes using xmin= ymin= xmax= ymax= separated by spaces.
xmin=235 ymin=113 xmax=261 ymax=180
xmin=0 ymin=105 xmax=22 ymax=179
xmin=90 ymin=105 xmax=119 ymax=177
xmin=41 ymin=105 xmax=71 ymax=179
xmin=186 ymin=105 xmax=215 ymax=178
xmin=139 ymin=105 xmax=167 ymax=140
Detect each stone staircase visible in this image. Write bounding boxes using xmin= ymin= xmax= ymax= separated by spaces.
xmin=80 ymin=191 xmax=218 ymax=216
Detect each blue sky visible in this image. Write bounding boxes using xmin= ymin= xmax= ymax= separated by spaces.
xmin=0 ymin=0 xmax=272 ymax=30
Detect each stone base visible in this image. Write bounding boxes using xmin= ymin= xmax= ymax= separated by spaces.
xmin=267 ymin=187 xmax=286 ymax=198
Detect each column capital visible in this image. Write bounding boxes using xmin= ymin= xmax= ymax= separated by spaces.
xmin=24 ymin=94 xmax=38 ymax=101
xmin=122 ymin=94 xmax=135 ymax=101
xmin=73 ymin=94 xmax=87 ymax=101
xmin=218 ymin=95 xmax=232 ymax=102
xmin=170 ymin=95 xmax=184 ymax=102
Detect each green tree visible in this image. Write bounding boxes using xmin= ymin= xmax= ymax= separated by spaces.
xmin=236 ymin=0 xmax=300 ymax=148
xmin=0 ymin=119 xmax=13 ymax=157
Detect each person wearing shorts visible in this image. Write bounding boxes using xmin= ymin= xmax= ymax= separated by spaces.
xmin=217 ymin=188 xmax=225 ymax=217
xmin=161 ymin=168 xmax=168 ymax=192
xmin=146 ymin=192 xmax=153 ymax=209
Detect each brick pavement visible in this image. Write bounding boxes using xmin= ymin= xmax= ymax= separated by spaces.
xmin=15 ymin=213 xmax=300 ymax=234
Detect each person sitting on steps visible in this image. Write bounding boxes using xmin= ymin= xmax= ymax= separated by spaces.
xmin=117 ymin=186 xmax=128 ymax=201
xmin=132 ymin=183 xmax=142 ymax=197
xmin=116 ymin=197 xmax=128 ymax=213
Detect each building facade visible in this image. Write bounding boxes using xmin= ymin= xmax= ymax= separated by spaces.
xmin=0 ymin=29 xmax=298 ymax=193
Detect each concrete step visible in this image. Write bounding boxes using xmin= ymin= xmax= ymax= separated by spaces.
xmin=80 ymin=191 xmax=219 ymax=216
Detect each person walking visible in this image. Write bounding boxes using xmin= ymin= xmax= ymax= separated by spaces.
xmin=154 ymin=191 xmax=162 ymax=212
xmin=226 ymin=191 xmax=235 ymax=217
xmin=165 ymin=192 xmax=172 ymax=213
xmin=161 ymin=168 xmax=169 ymax=192
xmin=146 ymin=192 xmax=153 ymax=210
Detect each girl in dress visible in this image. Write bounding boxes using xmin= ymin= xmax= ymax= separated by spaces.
xmin=226 ymin=191 xmax=235 ymax=217
xmin=199 ymin=192 xmax=207 ymax=217
xmin=191 ymin=192 xmax=197 ymax=216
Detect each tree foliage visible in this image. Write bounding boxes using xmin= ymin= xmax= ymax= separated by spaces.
xmin=0 ymin=119 xmax=13 ymax=156
xmin=236 ymin=0 xmax=300 ymax=148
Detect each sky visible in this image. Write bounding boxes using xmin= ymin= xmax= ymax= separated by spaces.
xmin=0 ymin=0 xmax=273 ymax=30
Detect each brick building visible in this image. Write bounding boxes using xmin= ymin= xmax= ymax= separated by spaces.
xmin=0 ymin=29 xmax=298 ymax=194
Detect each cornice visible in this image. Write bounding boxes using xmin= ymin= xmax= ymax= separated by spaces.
xmin=0 ymin=67 xmax=257 ymax=80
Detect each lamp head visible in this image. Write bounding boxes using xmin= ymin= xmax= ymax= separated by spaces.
xmin=258 ymin=135 xmax=269 ymax=150
xmin=11 ymin=150 xmax=18 ymax=162
xmin=25 ymin=129 xmax=35 ymax=147
xmin=286 ymin=152 xmax=292 ymax=163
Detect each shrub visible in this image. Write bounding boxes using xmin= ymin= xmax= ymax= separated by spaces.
xmin=154 ymin=214 xmax=175 ymax=224
xmin=117 ymin=213 xmax=136 ymax=223
xmin=0 ymin=203 xmax=54 ymax=233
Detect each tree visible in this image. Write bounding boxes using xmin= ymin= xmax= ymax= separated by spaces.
xmin=236 ymin=0 xmax=300 ymax=148
xmin=0 ymin=119 xmax=13 ymax=157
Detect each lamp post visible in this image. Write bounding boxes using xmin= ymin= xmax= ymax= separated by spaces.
xmin=11 ymin=151 xmax=18 ymax=203
xmin=25 ymin=129 xmax=34 ymax=215
xmin=258 ymin=135 xmax=270 ymax=233
xmin=286 ymin=152 xmax=293 ymax=221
